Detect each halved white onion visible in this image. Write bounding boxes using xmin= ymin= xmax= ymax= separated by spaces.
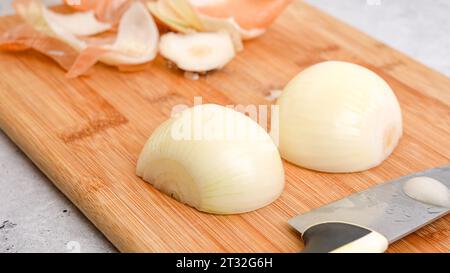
xmin=276 ymin=61 xmax=403 ymax=173
xmin=136 ymin=104 xmax=285 ymax=214
xmin=159 ymin=31 xmax=235 ymax=72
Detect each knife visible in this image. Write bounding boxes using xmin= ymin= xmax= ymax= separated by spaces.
xmin=289 ymin=165 xmax=450 ymax=253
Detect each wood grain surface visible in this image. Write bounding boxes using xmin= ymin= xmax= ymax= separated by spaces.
xmin=0 ymin=1 xmax=449 ymax=252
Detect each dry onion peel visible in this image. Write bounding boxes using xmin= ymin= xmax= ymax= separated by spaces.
xmin=198 ymin=14 xmax=243 ymax=50
xmin=229 ymin=20 xmax=265 ymax=40
xmin=8 ymin=0 xmax=159 ymax=77
xmin=0 ymin=24 xmax=79 ymax=70
xmin=167 ymin=0 xmax=204 ymax=30
xmin=65 ymin=45 xmax=108 ymax=78
xmin=189 ymin=0 xmax=292 ymax=33
xmin=136 ymin=104 xmax=285 ymax=214
xmin=14 ymin=0 xmax=89 ymax=50
xmin=148 ymin=0 xmax=243 ymax=50
xmin=98 ymin=2 xmax=159 ymax=65
xmin=198 ymin=11 xmax=265 ymax=41
xmin=64 ymin=0 xmax=98 ymax=11
xmin=42 ymin=9 xmax=112 ymax=36
xmin=148 ymin=3 xmax=192 ymax=34
xmin=147 ymin=0 xmax=200 ymax=33
xmin=277 ymin=61 xmax=403 ymax=173
xmin=65 ymin=0 xmax=132 ymax=25
xmin=67 ymin=1 xmax=159 ymax=77
xmin=92 ymin=0 xmax=132 ymax=25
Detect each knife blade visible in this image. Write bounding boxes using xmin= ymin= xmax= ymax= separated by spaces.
xmin=289 ymin=165 xmax=450 ymax=253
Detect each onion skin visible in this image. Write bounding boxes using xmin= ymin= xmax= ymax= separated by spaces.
xmin=277 ymin=61 xmax=403 ymax=173
xmin=136 ymin=104 xmax=285 ymax=214
xmin=65 ymin=0 xmax=98 ymax=11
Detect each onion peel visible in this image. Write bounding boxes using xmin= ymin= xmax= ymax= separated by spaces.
xmin=65 ymin=0 xmax=132 ymax=25
xmin=43 ymin=9 xmax=112 ymax=36
xmin=147 ymin=0 xmax=243 ymax=50
xmin=190 ymin=0 xmax=293 ymax=30
xmin=0 ymin=24 xmax=79 ymax=70
xmin=3 ymin=0 xmax=159 ymax=77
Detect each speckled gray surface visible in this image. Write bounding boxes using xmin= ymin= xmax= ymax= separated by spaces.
xmin=305 ymin=0 xmax=450 ymax=77
xmin=1 ymin=0 xmax=450 ymax=253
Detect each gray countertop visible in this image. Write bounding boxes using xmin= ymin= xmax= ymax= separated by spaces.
xmin=1 ymin=0 xmax=449 ymax=253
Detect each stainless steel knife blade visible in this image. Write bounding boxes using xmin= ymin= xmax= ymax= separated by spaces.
xmin=289 ymin=165 xmax=450 ymax=243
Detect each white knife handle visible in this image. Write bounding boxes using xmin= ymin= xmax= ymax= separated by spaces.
xmin=300 ymin=222 xmax=389 ymax=253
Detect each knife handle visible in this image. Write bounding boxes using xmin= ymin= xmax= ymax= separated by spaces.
xmin=300 ymin=222 xmax=388 ymax=253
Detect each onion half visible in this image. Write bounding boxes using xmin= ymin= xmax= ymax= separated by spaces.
xmin=277 ymin=61 xmax=403 ymax=173
xmin=136 ymin=104 xmax=285 ymax=214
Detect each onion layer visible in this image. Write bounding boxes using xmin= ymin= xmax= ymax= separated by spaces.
xmin=159 ymin=31 xmax=235 ymax=72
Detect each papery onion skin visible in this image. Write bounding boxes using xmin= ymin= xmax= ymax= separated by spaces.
xmin=136 ymin=104 xmax=285 ymax=214
xmin=100 ymin=1 xmax=160 ymax=65
xmin=11 ymin=0 xmax=159 ymax=77
xmin=43 ymin=9 xmax=111 ymax=36
xmin=189 ymin=0 xmax=292 ymax=30
xmin=65 ymin=0 xmax=98 ymax=11
xmin=277 ymin=61 xmax=403 ymax=173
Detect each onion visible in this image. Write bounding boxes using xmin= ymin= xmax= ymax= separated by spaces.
xmin=136 ymin=104 xmax=285 ymax=214
xmin=159 ymin=31 xmax=235 ymax=72
xmin=276 ymin=61 xmax=403 ymax=173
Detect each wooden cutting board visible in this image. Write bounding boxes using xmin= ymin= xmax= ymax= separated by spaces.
xmin=0 ymin=1 xmax=449 ymax=253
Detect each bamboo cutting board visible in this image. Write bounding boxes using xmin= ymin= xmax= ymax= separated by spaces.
xmin=0 ymin=1 xmax=449 ymax=253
